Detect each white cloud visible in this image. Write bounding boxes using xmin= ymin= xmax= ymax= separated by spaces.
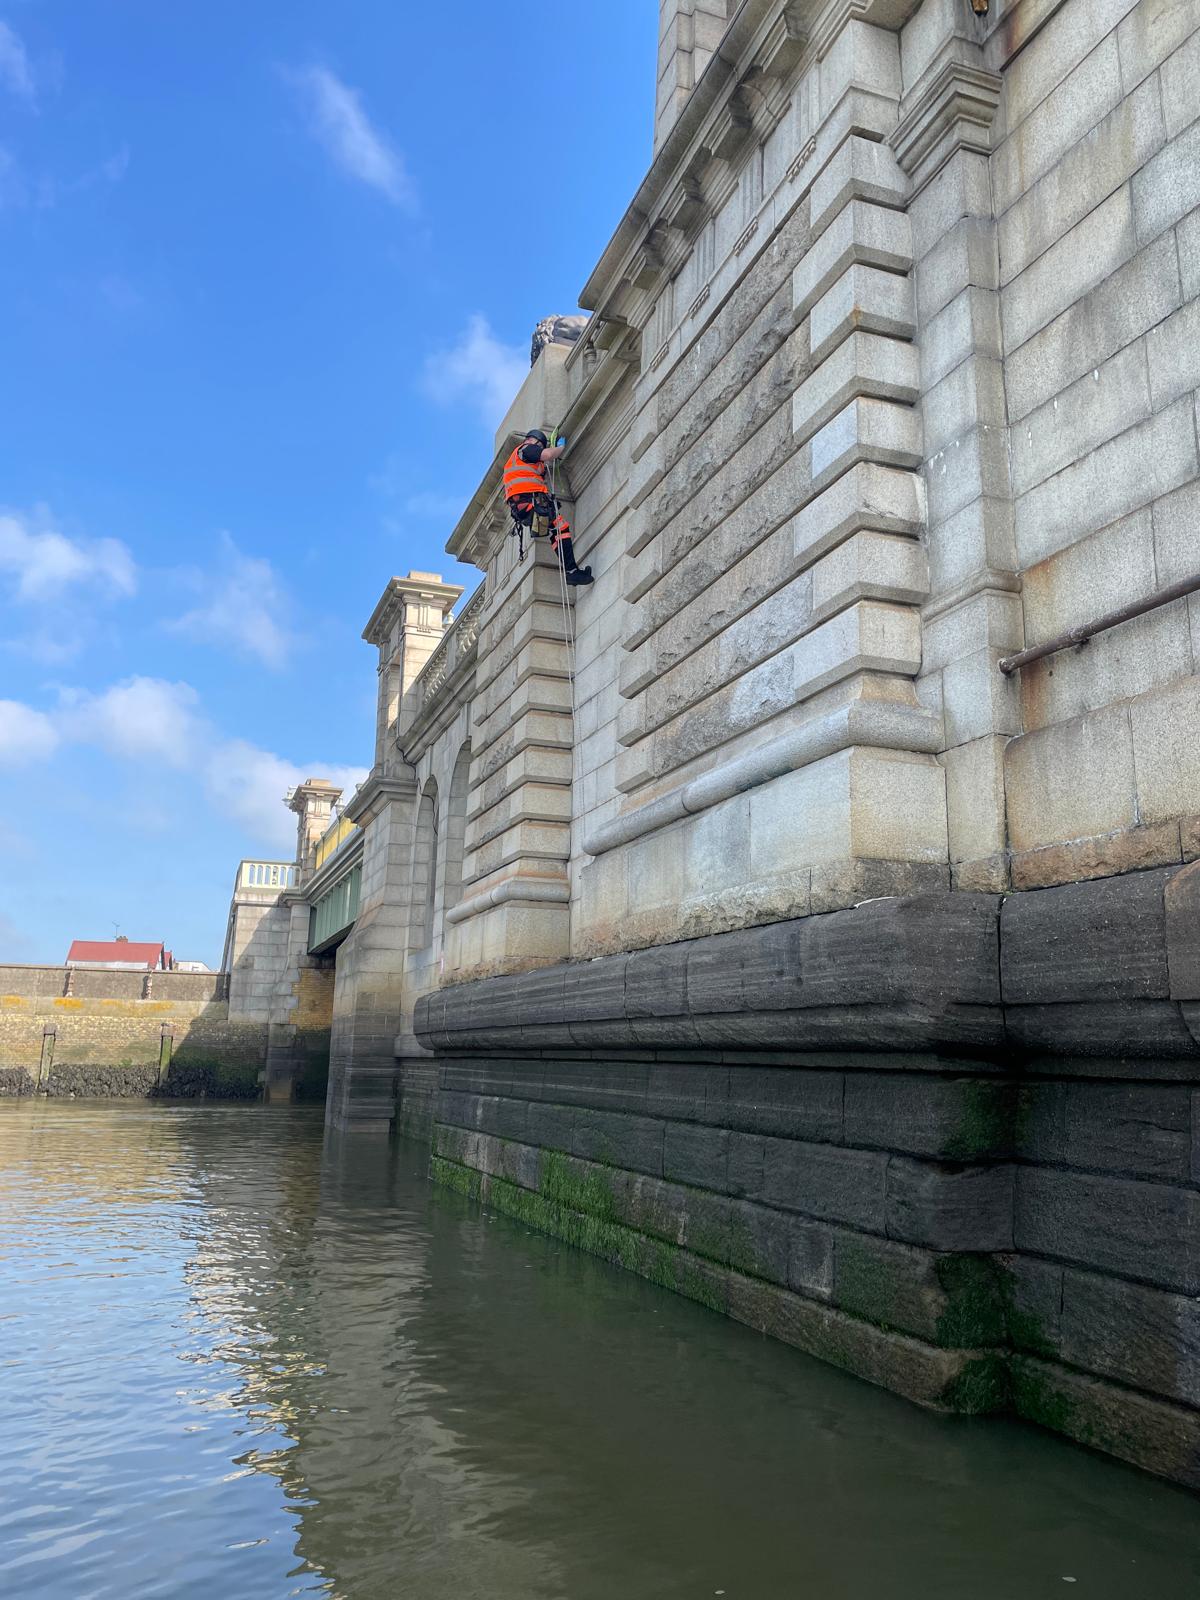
xmin=290 ymin=65 xmax=413 ymax=206
xmin=205 ymin=739 xmax=367 ymax=853
xmin=0 ymin=509 xmax=137 ymax=603
xmin=0 ymin=699 xmax=59 ymax=766
xmin=0 ymin=22 xmax=34 ymax=105
xmin=58 ymin=677 xmax=201 ymax=768
xmin=421 ymin=314 xmax=528 ymax=429
xmin=166 ymin=534 xmax=294 ymax=670
xmin=0 ymin=670 xmax=367 ymax=854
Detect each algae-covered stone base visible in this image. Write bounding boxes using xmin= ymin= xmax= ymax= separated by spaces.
xmin=416 ymin=875 xmax=1200 ymax=1491
xmin=430 ymin=1130 xmax=1007 ymax=1416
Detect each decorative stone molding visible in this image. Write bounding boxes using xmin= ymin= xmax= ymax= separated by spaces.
xmin=344 ymin=770 xmax=416 ymax=827
xmin=445 ymin=876 xmax=570 ymax=927
xmin=758 ymin=0 xmax=811 ymax=79
xmin=808 ymin=0 xmax=870 ymax=63
xmin=890 ymin=58 xmax=1003 ymax=192
xmin=583 ymin=699 xmax=941 ymax=856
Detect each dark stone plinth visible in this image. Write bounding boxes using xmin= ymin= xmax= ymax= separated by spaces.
xmin=416 ymin=872 xmax=1200 ymax=1491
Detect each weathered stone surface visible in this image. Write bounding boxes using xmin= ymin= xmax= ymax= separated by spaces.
xmin=340 ymin=0 xmax=1200 ymax=1496
xmin=835 ymin=1231 xmax=1006 ymax=1348
xmin=571 ymin=1108 xmax=664 ymax=1176
xmin=1002 ymin=231 xmax=1180 ymax=422
xmin=757 ymin=1136 xmax=889 ymax=1230
xmin=1014 ymin=1167 xmax=1200 ymax=1292
xmin=1004 ymin=703 xmax=1138 ymax=855
xmin=992 ymin=32 xmax=1122 ymax=214
xmin=999 ymin=77 xmax=1164 ymax=286
xmin=1011 ymin=1354 xmax=1200 ymax=1491
xmin=1011 ymin=823 xmax=1183 ymax=892
xmin=727 ymin=1272 xmax=1006 ymax=1413
xmin=725 ymin=1065 xmax=843 ymax=1142
xmin=663 ymin=1121 xmax=729 ymax=1189
xmin=1059 ymin=1264 xmax=1200 ymax=1406
xmin=1000 ymin=866 xmax=1173 ymax=1004
xmin=844 ymin=1074 xmax=1013 ymax=1159
xmin=1018 ymin=1080 xmax=1192 ymax=1181
xmin=885 ymin=1159 xmax=1014 ymax=1251
xmin=1132 ymin=118 xmax=1200 ymax=243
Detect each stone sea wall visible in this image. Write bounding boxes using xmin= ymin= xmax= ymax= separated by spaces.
xmin=415 ymin=866 xmax=1200 ymax=1490
xmin=0 ymin=966 xmax=280 ymax=1100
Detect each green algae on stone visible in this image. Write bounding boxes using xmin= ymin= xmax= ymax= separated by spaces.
xmin=431 ymin=1156 xmax=481 ymax=1202
xmin=933 ymin=1254 xmax=1007 ymax=1348
xmin=943 ymin=1080 xmax=1015 ymax=1161
xmin=944 ymin=1353 xmax=1010 ymax=1415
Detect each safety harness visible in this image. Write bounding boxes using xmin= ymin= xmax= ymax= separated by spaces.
xmin=505 ymin=432 xmax=571 ymax=563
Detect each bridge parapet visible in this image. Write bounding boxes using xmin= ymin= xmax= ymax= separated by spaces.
xmin=236 ymin=860 xmax=298 ymax=894
xmin=314 ymin=817 xmax=358 ymax=872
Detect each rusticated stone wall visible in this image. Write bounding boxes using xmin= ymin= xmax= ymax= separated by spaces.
xmin=0 ymin=966 xmax=271 ymax=1100
xmin=416 ymin=866 xmax=1200 ymax=1491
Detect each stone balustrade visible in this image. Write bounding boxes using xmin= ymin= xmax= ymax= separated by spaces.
xmin=408 ymin=582 xmax=487 ymax=726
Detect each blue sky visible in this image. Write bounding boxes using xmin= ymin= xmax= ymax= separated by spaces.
xmin=0 ymin=1 xmax=656 ymax=966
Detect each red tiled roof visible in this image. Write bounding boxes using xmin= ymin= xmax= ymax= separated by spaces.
xmin=66 ymin=940 xmax=165 ymax=968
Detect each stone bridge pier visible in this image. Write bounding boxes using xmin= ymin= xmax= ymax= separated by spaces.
xmin=243 ymin=0 xmax=1200 ymax=1492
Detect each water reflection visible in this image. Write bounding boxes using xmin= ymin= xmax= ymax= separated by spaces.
xmin=1 ymin=1102 xmax=1198 ymax=1600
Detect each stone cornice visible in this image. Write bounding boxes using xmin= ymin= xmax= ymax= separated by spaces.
xmin=580 ymin=0 xmax=924 ymax=328
xmin=343 ymin=768 xmax=417 ymax=826
xmin=890 ymin=52 xmax=1002 ymax=191
xmin=579 ymin=0 xmax=804 ymax=317
xmin=445 ymin=433 xmax=520 ymax=570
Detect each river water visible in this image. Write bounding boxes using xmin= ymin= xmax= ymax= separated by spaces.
xmin=1 ymin=1102 xmax=1198 ymax=1599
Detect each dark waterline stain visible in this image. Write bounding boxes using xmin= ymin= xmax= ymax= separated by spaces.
xmin=1 ymin=1101 xmax=1197 ymax=1600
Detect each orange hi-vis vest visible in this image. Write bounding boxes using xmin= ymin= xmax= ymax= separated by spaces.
xmin=503 ymin=444 xmax=549 ymax=502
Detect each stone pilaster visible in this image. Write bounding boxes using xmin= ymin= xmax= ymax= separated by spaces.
xmin=362 ymin=571 xmax=463 ymax=766
xmin=325 ymin=771 xmax=419 ymax=1133
xmin=601 ymin=8 xmax=947 ymax=935
xmin=261 ymin=898 xmax=333 ymax=1104
xmin=892 ymin=5 xmax=1021 ymax=892
xmin=445 ymin=538 xmax=574 ymax=980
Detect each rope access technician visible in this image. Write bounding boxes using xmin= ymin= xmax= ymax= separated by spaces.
xmin=503 ymin=429 xmax=593 ymax=587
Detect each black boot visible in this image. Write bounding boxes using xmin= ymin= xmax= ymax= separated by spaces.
xmin=557 ymin=534 xmax=593 ymax=586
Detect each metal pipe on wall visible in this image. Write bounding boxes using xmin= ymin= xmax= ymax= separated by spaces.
xmin=998 ymin=573 xmax=1200 ymax=676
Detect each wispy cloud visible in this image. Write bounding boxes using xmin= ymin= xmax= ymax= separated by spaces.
xmin=0 ymin=508 xmax=137 ymax=603
xmin=289 ymin=65 xmax=414 ymax=207
xmin=0 ymin=676 xmax=367 ymax=853
xmin=58 ymin=677 xmax=201 ymax=768
xmin=367 ymin=459 xmax=467 ymax=531
xmin=0 ymin=698 xmax=58 ymax=765
xmin=165 ymin=533 xmax=294 ymax=670
xmin=0 ymin=21 xmax=35 ymax=105
xmin=421 ymin=314 xmax=528 ymax=430
xmin=207 ymin=739 xmax=367 ymax=852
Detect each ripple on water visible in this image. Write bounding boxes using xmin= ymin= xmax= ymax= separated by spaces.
xmin=1 ymin=1099 xmax=1199 ymax=1600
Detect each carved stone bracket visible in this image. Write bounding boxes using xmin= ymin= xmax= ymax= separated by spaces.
xmin=890 ymin=58 xmax=1003 ymax=191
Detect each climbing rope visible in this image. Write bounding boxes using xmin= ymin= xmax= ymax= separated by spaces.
xmin=546 ymin=437 xmax=580 ymax=726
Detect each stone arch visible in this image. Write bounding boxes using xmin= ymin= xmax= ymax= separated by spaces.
xmin=410 ymin=776 xmax=439 ymax=951
xmin=440 ymin=743 xmax=472 ymax=921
